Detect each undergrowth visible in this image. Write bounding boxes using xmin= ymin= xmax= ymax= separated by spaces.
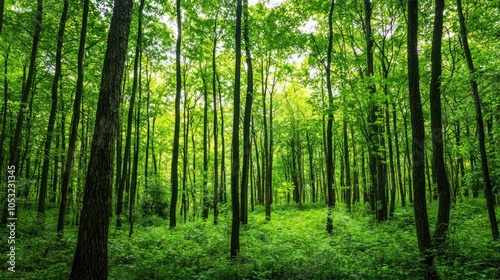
xmin=0 ymin=199 xmax=499 ymax=279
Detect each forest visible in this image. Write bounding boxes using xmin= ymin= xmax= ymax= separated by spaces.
xmin=0 ymin=0 xmax=499 ymax=279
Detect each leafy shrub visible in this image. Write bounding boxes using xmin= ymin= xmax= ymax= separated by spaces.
xmin=140 ymin=176 xmax=169 ymax=218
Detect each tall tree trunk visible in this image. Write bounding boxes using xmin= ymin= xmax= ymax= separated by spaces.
xmin=181 ymin=80 xmax=189 ymax=222
xmin=218 ymin=76 xmax=227 ymax=204
xmin=202 ymin=72 xmax=209 ymax=221
xmin=407 ymin=0 xmax=435 ymax=273
xmin=170 ymin=0 xmax=182 ymax=229
xmin=325 ymin=0 xmax=335 ymax=234
xmin=3 ymin=0 xmax=43 ymax=224
xmin=252 ymin=118 xmax=262 ymax=205
xmin=128 ymin=0 xmax=144 ymax=237
xmin=39 ymin=0 xmax=69 ymax=215
xmin=403 ymin=111 xmax=413 ymax=203
xmin=364 ymin=0 xmax=387 ymax=221
xmin=212 ymin=12 xmax=219 ymax=225
xmin=117 ymin=0 xmax=144 ymax=227
xmin=307 ymin=132 xmax=315 ymax=203
xmin=393 ymin=100 xmax=405 ymax=208
xmin=145 ymin=61 xmax=151 ymax=184
xmin=51 ymin=125 xmax=59 ymax=203
xmin=457 ymin=0 xmax=499 ymax=240
xmin=351 ymin=125 xmax=360 ymax=203
xmin=69 ymin=0 xmax=133 ymax=278
xmin=386 ymin=96 xmax=397 ymax=218
xmin=262 ymin=57 xmax=270 ymax=220
xmin=231 ymin=0 xmax=243 ymax=258
xmin=343 ymin=120 xmax=351 ymax=211
xmin=430 ymin=0 xmax=451 ymax=246
xmin=240 ymin=0 xmax=253 ymax=225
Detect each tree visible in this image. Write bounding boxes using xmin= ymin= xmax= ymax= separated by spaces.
xmin=170 ymin=0 xmax=182 ymax=229
xmin=58 ymin=0 xmax=89 ymax=235
xmin=212 ymin=6 xmax=220 ymax=226
xmin=457 ymin=0 xmax=499 ymax=240
xmin=231 ymin=0 xmax=243 ymax=259
xmin=39 ymin=0 xmax=69 ymax=216
xmin=364 ymin=0 xmax=387 ymax=222
xmin=69 ymin=0 xmax=133 ymax=278
xmin=325 ymin=0 xmax=336 ymax=234
xmin=240 ymin=0 xmax=253 ymax=225
xmin=128 ymin=0 xmax=145 ymax=237
xmin=430 ymin=0 xmax=451 ymax=246
xmin=407 ymin=0 xmax=435 ymax=274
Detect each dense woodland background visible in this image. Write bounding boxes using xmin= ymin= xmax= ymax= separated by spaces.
xmin=0 ymin=0 xmax=499 ymax=279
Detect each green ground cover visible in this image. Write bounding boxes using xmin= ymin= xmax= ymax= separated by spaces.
xmin=1 ymin=199 xmax=499 ymax=279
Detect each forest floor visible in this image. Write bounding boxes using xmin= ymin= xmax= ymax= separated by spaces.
xmin=1 ymin=198 xmax=499 ymax=279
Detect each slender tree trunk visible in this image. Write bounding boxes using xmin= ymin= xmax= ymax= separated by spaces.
xmin=212 ymin=13 xmax=219 ymax=225
xmin=403 ymin=111 xmax=413 ymax=203
xmin=128 ymin=0 xmax=144 ymax=237
xmin=145 ymin=61 xmax=150 ymax=184
xmin=69 ymin=0 xmax=133 ymax=278
xmin=325 ymin=0 xmax=336 ymax=234
xmin=181 ymin=85 xmax=188 ymax=222
xmin=51 ymin=126 xmax=59 ymax=204
xmin=39 ymin=0 xmax=68 ymax=215
xmin=170 ymin=0 xmax=182 ymax=229
xmin=407 ymin=0 xmax=436 ymax=274
xmin=231 ymin=0 xmax=243 ymax=258
xmin=430 ymin=0 xmax=451 ymax=246
xmin=202 ymin=72 xmax=209 ymax=221
xmin=362 ymin=149 xmax=368 ymax=204
xmin=307 ymin=132 xmax=315 ymax=203
xmin=393 ymin=100 xmax=405 ymax=208
xmin=386 ymin=96 xmax=397 ymax=218
xmin=117 ymin=7 xmax=143 ymax=227
xmin=351 ymin=125 xmax=360 ymax=203
xmin=240 ymin=0 xmax=253 ymax=225
xmin=457 ymin=0 xmax=498 ymax=240
xmin=261 ymin=57 xmax=270 ymax=220
xmin=252 ymin=118 xmax=262 ymax=205
xmin=364 ymin=0 xmax=387 ymax=221
xmin=343 ymin=120 xmax=351 ymax=212
xmin=218 ymin=77 xmax=227 ymax=204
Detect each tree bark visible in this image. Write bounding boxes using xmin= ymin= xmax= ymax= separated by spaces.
xmin=240 ymin=0 xmax=253 ymax=225
xmin=212 ymin=11 xmax=219 ymax=225
xmin=325 ymin=0 xmax=335 ymax=234
xmin=117 ymin=0 xmax=144 ymax=228
xmin=170 ymin=0 xmax=182 ymax=229
xmin=364 ymin=0 xmax=387 ymax=221
xmin=128 ymin=0 xmax=144 ymax=237
xmin=430 ymin=0 xmax=451 ymax=246
xmin=202 ymin=71 xmax=209 ymax=221
xmin=231 ymin=0 xmax=243 ymax=258
xmin=407 ymin=0 xmax=435 ymax=273
xmin=69 ymin=0 xmax=133 ymax=278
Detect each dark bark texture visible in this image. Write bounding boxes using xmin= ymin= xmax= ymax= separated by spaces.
xmin=69 ymin=0 xmax=133 ymax=278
